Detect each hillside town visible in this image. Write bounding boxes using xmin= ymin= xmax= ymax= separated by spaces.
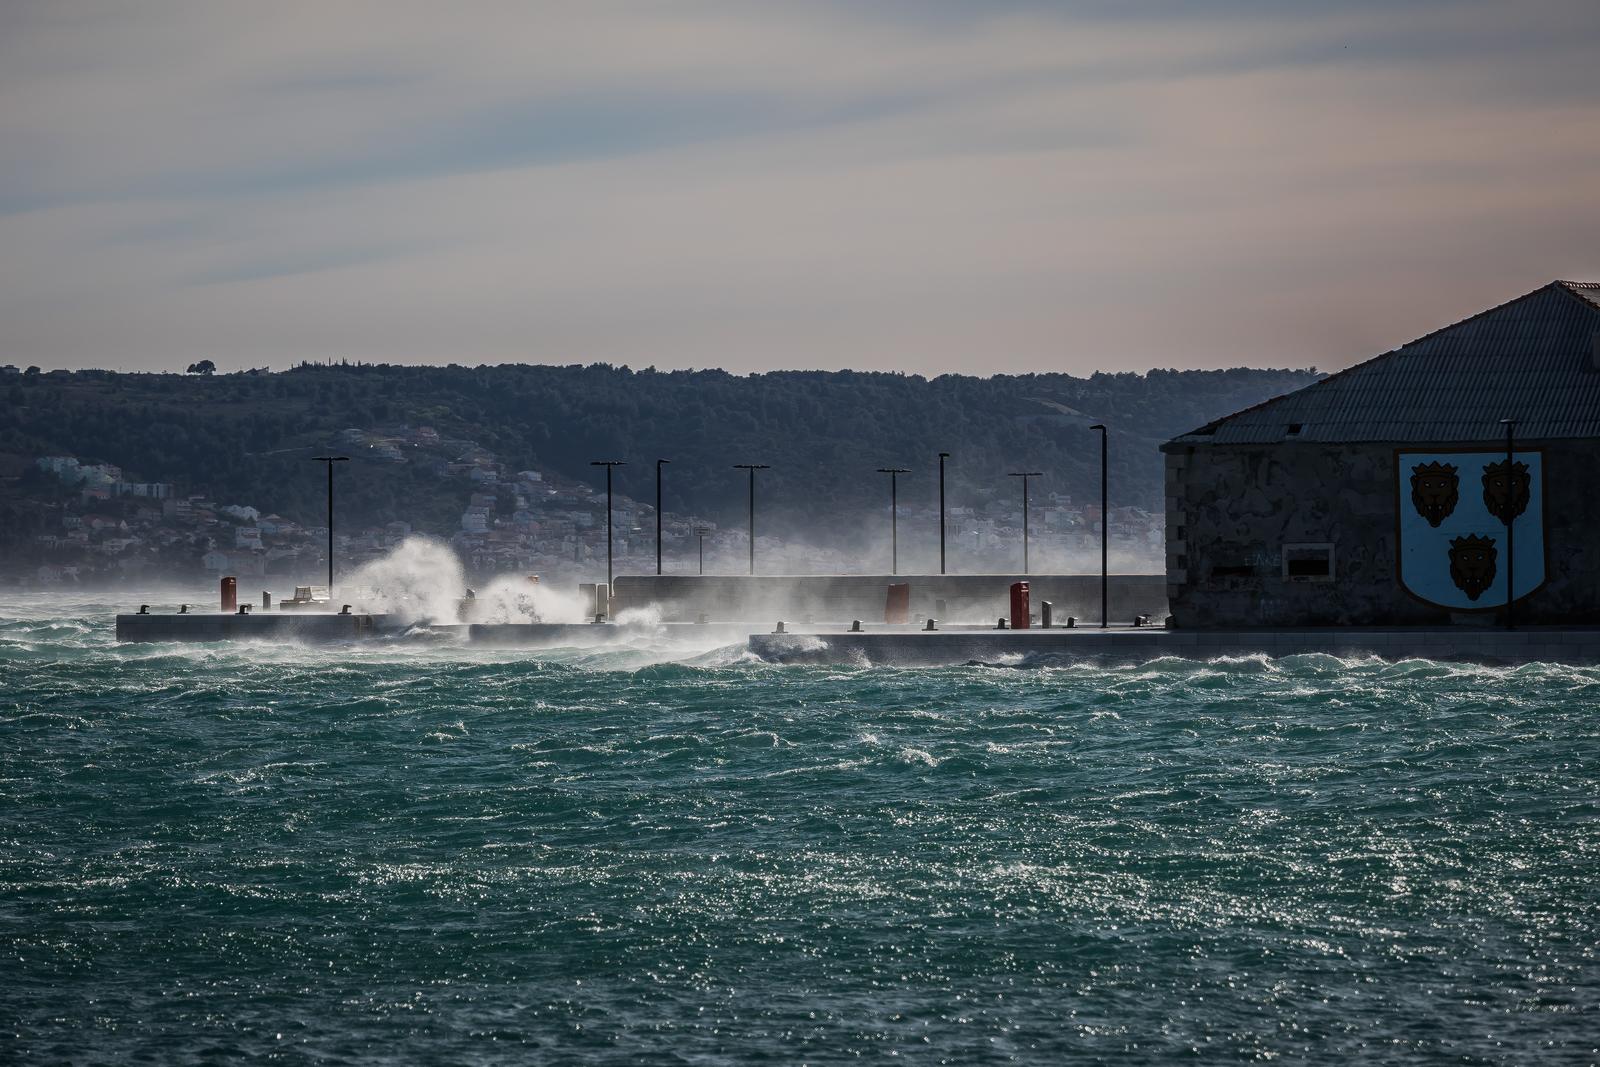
xmin=8 ymin=423 xmax=1162 ymax=587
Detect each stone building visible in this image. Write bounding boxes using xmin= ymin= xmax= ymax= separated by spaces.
xmin=1162 ymin=281 xmax=1600 ymax=627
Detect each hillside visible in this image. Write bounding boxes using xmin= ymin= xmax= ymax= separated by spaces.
xmin=0 ymin=362 xmax=1319 ymax=576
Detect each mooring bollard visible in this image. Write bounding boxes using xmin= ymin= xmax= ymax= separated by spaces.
xmin=341 ymin=605 xmax=352 ymax=616
xmin=774 ymin=621 xmax=786 ymax=634
xmin=1065 ymin=615 xmax=1076 ymax=628
xmin=849 ymin=620 xmax=863 ymax=632
xmin=137 ymin=604 xmax=149 ymax=614
xmin=1134 ymin=614 xmax=1150 ymax=627
xmin=996 ymin=617 xmax=1009 ymax=630
xmin=178 ymin=604 xmax=189 ymax=614
xmin=924 ymin=618 xmax=937 ymax=631
xmin=592 ymin=613 xmax=605 ymax=624
xmin=237 ymin=604 xmax=250 ymax=615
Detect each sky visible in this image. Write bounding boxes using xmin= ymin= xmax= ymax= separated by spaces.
xmin=2 ymin=1 xmax=1598 ymax=377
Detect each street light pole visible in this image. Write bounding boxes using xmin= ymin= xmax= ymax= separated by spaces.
xmin=310 ymin=456 xmax=349 ymax=596
xmin=877 ymin=468 xmax=910 ymax=574
xmin=1090 ymin=424 xmax=1108 ymax=628
xmin=697 ymin=528 xmax=708 ymax=576
xmin=733 ymin=464 xmax=769 ymax=575
xmin=1008 ymin=472 xmax=1042 ymax=575
xmin=938 ymin=452 xmax=950 ymax=575
xmin=590 ymin=460 xmax=625 ymax=592
xmin=1500 ymin=418 xmax=1516 ymax=631
xmin=656 ymin=458 xmax=670 ymax=576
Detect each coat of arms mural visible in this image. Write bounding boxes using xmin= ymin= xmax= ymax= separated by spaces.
xmin=1397 ymin=451 xmax=1543 ymax=610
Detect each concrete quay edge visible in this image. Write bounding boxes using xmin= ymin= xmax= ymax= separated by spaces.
xmin=746 ymin=626 xmax=1600 ymax=667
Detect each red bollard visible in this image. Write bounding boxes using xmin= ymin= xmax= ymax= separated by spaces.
xmin=885 ymin=583 xmax=910 ymax=625
xmin=1009 ymin=581 xmax=1030 ymax=629
xmin=220 ymin=576 xmax=237 ymax=613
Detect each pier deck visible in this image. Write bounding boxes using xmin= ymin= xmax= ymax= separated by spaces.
xmin=746 ymin=625 xmax=1600 ymax=667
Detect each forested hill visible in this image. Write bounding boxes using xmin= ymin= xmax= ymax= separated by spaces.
xmin=1 ymin=363 xmax=1318 ymax=540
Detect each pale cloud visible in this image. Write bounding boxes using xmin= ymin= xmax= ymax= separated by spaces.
xmin=1 ymin=0 xmax=1597 ymax=373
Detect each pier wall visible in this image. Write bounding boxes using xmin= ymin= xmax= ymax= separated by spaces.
xmin=609 ymin=573 xmax=1168 ymax=624
xmin=750 ymin=626 xmax=1600 ymax=668
xmin=115 ymin=612 xmax=390 ymax=643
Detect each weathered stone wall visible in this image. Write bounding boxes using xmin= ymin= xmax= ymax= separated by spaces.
xmin=1163 ymin=440 xmax=1600 ymax=627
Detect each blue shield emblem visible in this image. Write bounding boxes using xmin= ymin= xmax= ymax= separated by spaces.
xmin=1397 ymin=450 xmax=1544 ymax=610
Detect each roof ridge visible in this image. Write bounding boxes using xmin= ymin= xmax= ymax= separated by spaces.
xmin=1170 ymin=281 xmax=1595 ymax=440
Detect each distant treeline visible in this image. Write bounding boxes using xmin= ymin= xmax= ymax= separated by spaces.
xmin=0 ymin=362 xmax=1319 ymax=544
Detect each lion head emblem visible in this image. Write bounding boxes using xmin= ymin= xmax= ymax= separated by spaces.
xmin=1448 ymin=534 xmax=1497 ymax=601
xmin=1410 ymin=461 xmax=1459 ymax=527
xmin=1481 ymin=459 xmax=1530 ymax=523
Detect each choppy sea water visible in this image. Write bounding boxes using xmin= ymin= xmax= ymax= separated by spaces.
xmin=2 ymin=596 xmax=1597 ymax=1064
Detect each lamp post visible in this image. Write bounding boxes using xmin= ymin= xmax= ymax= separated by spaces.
xmin=697 ymin=527 xmax=709 ymax=576
xmin=1500 ymin=418 xmax=1516 ymax=631
xmin=655 ymin=458 xmax=670 ymax=576
xmin=938 ymin=452 xmax=951 ymax=575
xmin=590 ymin=460 xmax=625 ymax=591
xmin=1090 ymin=424 xmax=1108 ymax=628
xmin=877 ymin=468 xmax=910 ymax=574
xmin=1008 ymin=471 xmax=1042 ymax=574
xmin=733 ymin=464 xmax=769 ymax=575
xmin=309 ymin=456 xmax=349 ymax=596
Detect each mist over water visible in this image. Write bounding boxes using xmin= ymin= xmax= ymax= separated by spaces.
xmin=2 ymin=595 xmax=1598 ymax=1063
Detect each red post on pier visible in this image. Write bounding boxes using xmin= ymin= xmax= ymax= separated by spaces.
xmin=1009 ymin=581 xmax=1030 ymax=629
xmin=885 ymin=583 xmax=910 ymax=625
xmin=220 ymin=576 xmax=237 ymax=613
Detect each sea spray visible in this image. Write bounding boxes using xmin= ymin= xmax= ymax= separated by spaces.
xmin=342 ymin=537 xmax=467 ymax=624
xmin=343 ymin=537 xmax=593 ymax=624
xmin=472 ymin=574 xmax=588 ymax=624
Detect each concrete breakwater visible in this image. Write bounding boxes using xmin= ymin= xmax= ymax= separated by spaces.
xmin=610 ymin=573 xmax=1168 ymax=624
xmin=747 ymin=625 xmax=1600 ymax=667
xmin=116 ymin=611 xmax=391 ymax=643
xmin=114 ymin=611 xmax=756 ymax=647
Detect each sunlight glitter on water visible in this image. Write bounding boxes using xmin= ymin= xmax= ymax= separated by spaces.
xmin=1 ymin=596 xmax=1597 ymax=1062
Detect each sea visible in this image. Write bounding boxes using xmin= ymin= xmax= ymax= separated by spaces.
xmin=2 ymin=594 xmax=1597 ymax=1064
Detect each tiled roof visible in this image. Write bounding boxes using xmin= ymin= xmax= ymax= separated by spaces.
xmin=1168 ymin=282 xmax=1600 ymax=446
